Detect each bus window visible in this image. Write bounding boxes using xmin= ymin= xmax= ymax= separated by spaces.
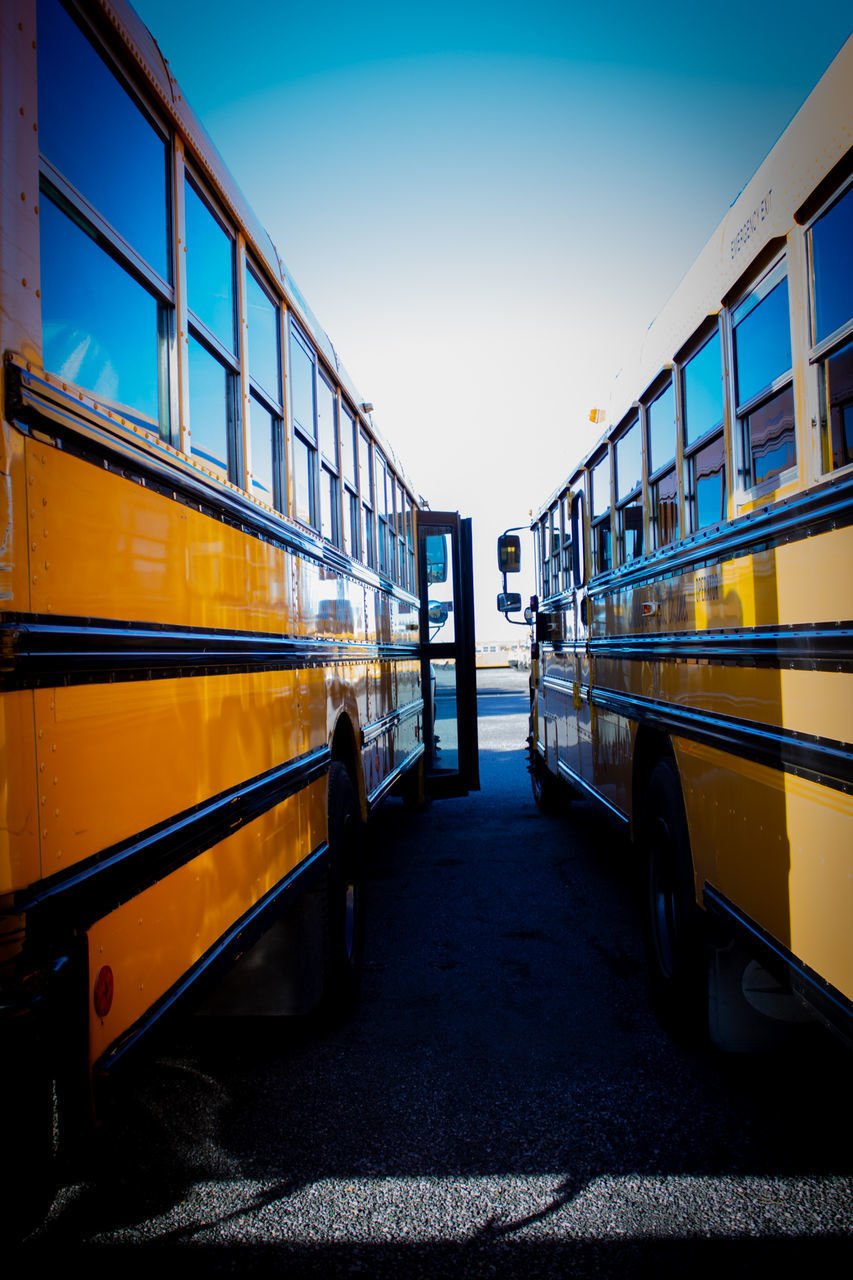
xmin=615 ymin=417 xmax=643 ymax=562
xmin=340 ymin=403 xmax=360 ymax=557
xmin=187 ymin=334 xmax=233 ymax=478
xmin=811 ymin=182 xmax=853 ymax=471
xmin=245 ymin=263 xmax=283 ymax=507
xmin=359 ymin=431 xmax=376 ymax=568
xmin=549 ymin=507 xmax=561 ymax=592
xmin=376 ymin=453 xmax=394 ymax=578
xmin=37 ymin=0 xmax=171 ymax=433
xmin=186 ymin=178 xmax=239 ymax=480
xmin=560 ymin=494 xmax=572 ymax=590
xmin=681 ymin=330 xmax=726 ymax=529
xmin=646 ymin=381 xmax=678 ymax=547
xmin=732 ymin=262 xmax=795 ymax=488
xmin=590 ymin=454 xmax=612 ymax=574
xmin=540 ymin=515 xmax=551 ymax=595
xmin=290 ymin=326 xmax=318 ymax=527
xmin=317 ymin=372 xmax=340 ymax=545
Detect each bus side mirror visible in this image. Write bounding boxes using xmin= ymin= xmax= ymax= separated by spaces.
xmin=428 ymin=600 xmax=450 ymax=624
xmin=497 ymin=534 xmax=521 ymax=574
xmin=497 ymin=592 xmax=522 ymax=614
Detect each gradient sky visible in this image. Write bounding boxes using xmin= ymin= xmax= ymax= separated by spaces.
xmin=134 ymin=0 xmax=852 ymax=635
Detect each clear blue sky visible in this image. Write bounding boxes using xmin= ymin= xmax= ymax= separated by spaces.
xmin=134 ymin=0 xmax=851 ymax=634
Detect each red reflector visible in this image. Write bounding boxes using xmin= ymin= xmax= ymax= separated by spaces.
xmin=94 ymin=965 xmax=114 ymax=1018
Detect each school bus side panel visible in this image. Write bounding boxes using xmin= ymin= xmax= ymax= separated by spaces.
xmin=678 ymin=738 xmax=853 ymax=1006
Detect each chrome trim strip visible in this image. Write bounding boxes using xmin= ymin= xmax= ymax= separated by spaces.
xmin=587 ymin=622 xmax=853 ymax=671
xmin=366 ymin=744 xmax=425 ymax=809
xmin=361 ymin=698 xmax=424 ymax=747
xmin=543 ymin=674 xmax=573 ymax=695
xmin=556 ymin=758 xmax=630 ymax=826
xmin=591 ymin=686 xmax=853 ymax=793
xmin=0 ymin=613 xmax=421 ymax=690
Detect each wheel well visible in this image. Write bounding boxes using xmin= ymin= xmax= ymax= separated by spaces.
xmin=329 ymin=713 xmax=365 ymax=820
xmin=631 ymin=724 xmax=676 ymax=841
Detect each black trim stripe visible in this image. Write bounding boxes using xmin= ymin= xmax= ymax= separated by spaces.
xmin=18 ymin=745 xmax=331 ymax=933
xmin=585 ymin=685 xmax=853 ymax=794
xmin=6 ymin=362 xmax=420 ymax=610
xmin=94 ymin=839 xmax=330 ymax=1078
xmin=0 ymin=613 xmax=421 ymax=690
xmin=586 ymin=622 xmax=853 ymax=672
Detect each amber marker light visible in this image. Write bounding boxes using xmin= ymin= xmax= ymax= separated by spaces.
xmin=94 ymin=965 xmax=114 ymax=1018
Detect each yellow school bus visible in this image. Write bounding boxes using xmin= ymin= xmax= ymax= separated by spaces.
xmin=499 ymin=37 xmax=853 ymax=1050
xmin=0 ymin=0 xmax=477 ymax=1203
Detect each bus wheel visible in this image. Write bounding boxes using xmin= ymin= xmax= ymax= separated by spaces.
xmin=319 ymin=762 xmax=365 ymax=1019
xmin=642 ymin=760 xmax=706 ymax=1038
xmin=530 ymin=749 xmax=563 ymax=814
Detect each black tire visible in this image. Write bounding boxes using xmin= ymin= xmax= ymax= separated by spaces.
xmin=318 ymin=762 xmax=365 ymax=1020
xmin=642 ymin=759 xmax=707 ymax=1038
xmin=530 ymin=747 xmax=564 ymax=815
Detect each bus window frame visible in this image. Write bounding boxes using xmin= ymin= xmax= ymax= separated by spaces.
xmin=36 ymin=0 xmax=175 ymax=442
xmin=359 ymin=429 xmax=376 ymax=570
xmin=589 ymin=450 xmax=612 ymax=576
xmin=288 ymin=318 xmax=321 ymax=530
xmin=729 ymin=255 xmax=797 ymax=496
xmin=185 ymin=171 xmax=242 ymax=486
xmin=549 ymin=505 xmax=560 ymax=594
xmin=643 ymin=373 xmax=679 ymax=550
xmin=560 ymin=493 xmax=572 ymax=591
xmin=614 ymin=410 xmax=644 ymax=565
xmin=317 ymin=367 xmax=341 ymax=547
xmin=678 ymin=320 xmax=728 ymax=533
xmin=244 ymin=256 xmax=284 ymax=510
xmin=805 ymin=175 xmax=853 ymax=475
xmin=340 ymin=399 xmax=361 ymax=560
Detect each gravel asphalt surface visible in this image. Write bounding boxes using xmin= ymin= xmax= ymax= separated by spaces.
xmin=20 ymin=668 xmax=853 ymax=1275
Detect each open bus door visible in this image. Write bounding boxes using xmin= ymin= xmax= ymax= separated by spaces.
xmin=416 ymin=511 xmax=479 ymax=798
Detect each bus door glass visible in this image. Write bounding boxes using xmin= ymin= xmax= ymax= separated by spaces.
xmin=417 ymin=511 xmax=479 ymax=797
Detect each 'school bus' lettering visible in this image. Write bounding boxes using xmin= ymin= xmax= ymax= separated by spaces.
xmin=0 ymin=0 xmax=478 ymax=1209
xmin=499 ymin=38 xmax=853 ymax=1052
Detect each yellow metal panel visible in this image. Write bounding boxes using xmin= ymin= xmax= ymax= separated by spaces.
xmin=0 ymin=426 xmax=31 ymax=611
xmin=600 ymin=525 xmax=853 ymax=639
xmin=25 ymin=439 xmax=293 ymax=633
xmin=300 ymin=774 xmax=328 ymax=861
xmin=34 ymin=670 xmax=300 ymax=874
xmin=678 ymin=738 xmax=853 ymax=1004
xmin=0 ymin=690 xmax=39 ymax=894
xmin=296 ymin=667 xmax=330 ymax=756
xmin=87 ymin=784 xmax=323 ymax=1066
xmin=657 ymin=665 xmax=851 ymax=745
xmin=771 ymin=527 xmax=853 ymax=625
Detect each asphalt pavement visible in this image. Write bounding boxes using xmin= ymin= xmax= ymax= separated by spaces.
xmin=20 ymin=668 xmax=853 ymax=1274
